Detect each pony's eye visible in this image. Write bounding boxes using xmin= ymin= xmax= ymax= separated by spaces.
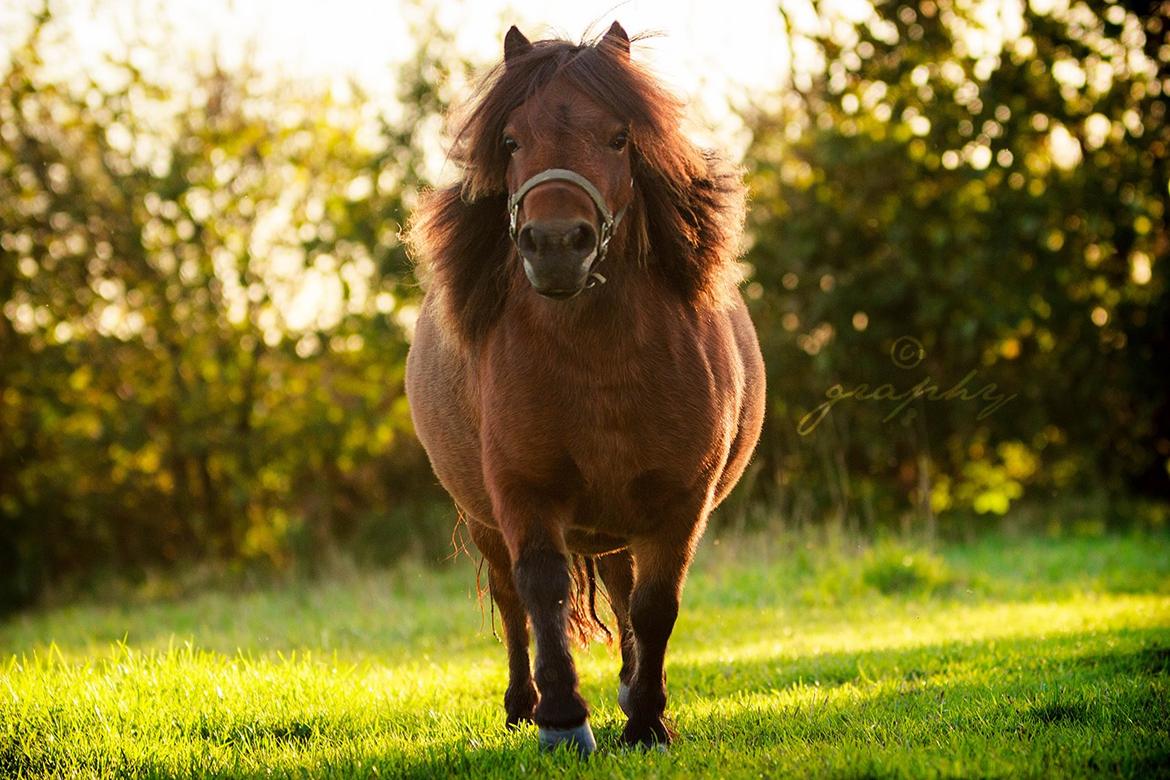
xmin=503 ymin=136 xmax=519 ymax=155
xmin=609 ymin=130 xmax=629 ymax=151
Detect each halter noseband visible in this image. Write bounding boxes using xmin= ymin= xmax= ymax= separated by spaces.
xmin=507 ymin=168 xmax=626 ymax=288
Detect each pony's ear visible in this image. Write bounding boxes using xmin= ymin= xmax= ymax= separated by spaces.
xmin=504 ymin=25 xmax=533 ymax=65
xmin=602 ymin=21 xmax=630 ymax=60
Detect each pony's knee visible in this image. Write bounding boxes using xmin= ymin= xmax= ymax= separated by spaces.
xmin=513 ymin=546 xmax=570 ymax=609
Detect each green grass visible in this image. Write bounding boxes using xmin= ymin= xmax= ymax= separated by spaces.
xmin=2 ymin=529 xmax=1169 ymax=778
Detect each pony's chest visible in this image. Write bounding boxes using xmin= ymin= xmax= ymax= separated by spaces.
xmin=559 ymin=387 xmax=718 ymax=536
xmin=562 ymin=364 xmax=724 ymax=486
xmin=569 ymin=398 xmax=659 ymax=474
xmin=481 ymin=312 xmax=737 ymax=502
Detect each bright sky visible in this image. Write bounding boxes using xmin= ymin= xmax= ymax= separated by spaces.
xmin=202 ymin=0 xmax=795 ymax=129
xmin=217 ymin=0 xmax=796 ymax=97
xmin=3 ymin=0 xmax=816 ymax=149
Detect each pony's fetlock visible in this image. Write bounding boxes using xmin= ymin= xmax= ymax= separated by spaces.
xmin=504 ymin=679 xmax=538 ymax=728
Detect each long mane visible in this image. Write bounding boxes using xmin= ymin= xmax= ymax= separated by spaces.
xmin=406 ymin=30 xmax=746 ymax=345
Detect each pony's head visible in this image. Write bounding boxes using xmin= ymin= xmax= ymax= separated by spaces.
xmin=409 ymin=22 xmax=745 ymax=340
xmin=500 ymin=23 xmax=635 ymax=298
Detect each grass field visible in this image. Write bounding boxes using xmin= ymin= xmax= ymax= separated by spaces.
xmin=2 ymin=527 xmax=1169 ymax=778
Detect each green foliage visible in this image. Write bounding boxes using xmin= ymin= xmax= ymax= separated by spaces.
xmin=1 ymin=530 xmax=1168 ymax=777
xmin=0 ymin=6 xmax=463 ymax=608
xmin=742 ymin=1 xmax=1170 ymax=529
xmin=859 ymin=542 xmax=953 ymax=595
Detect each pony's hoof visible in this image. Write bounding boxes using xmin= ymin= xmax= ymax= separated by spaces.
xmin=617 ymin=682 xmax=631 ymax=716
xmin=620 ymin=717 xmax=672 ymax=750
xmin=538 ymin=721 xmax=596 ymax=757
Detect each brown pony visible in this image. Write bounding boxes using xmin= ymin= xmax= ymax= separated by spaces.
xmin=405 ymin=22 xmax=765 ymax=755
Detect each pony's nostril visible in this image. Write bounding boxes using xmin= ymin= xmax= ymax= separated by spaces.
xmin=517 ymin=225 xmax=539 ymax=255
xmin=517 ymin=220 xmax=596 ymax=259
xmin=567 ymin=224 xmax=597 ymax=255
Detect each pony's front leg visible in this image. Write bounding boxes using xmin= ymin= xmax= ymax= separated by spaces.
xmin=621 ymin=528 xmax=700 ymax=748
xmin=494 ymin=491 xmax=594 ymax=755
xmin=491 ymin=565 xmax=540 ymax=728
xmin=596 ymin=550 xmax=635 ymax=709
xmin=466 ymin=519 xmax=537 ymax=728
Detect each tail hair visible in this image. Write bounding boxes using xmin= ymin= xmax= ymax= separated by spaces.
xmin=476 ymin=545 xmax=614 ymax=647
xmin=566 ymin=554 xmax=613 ymax=646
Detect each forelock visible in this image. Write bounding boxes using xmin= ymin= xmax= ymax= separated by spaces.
xmin=449 ymin=32 xmax=698 ymax=198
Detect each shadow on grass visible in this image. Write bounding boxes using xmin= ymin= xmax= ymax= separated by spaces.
xmin=668 ymin=625 xmax=1170 ymax=699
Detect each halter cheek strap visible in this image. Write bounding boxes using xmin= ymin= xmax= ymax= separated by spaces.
xmin=508 ymin=168 xmax=627 ymax=287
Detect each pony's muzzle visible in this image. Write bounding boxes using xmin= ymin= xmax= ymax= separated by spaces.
xmin=516 ymin=218 xmax=598 ymax=298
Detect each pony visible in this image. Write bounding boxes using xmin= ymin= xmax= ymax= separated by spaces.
xmin=405 ymin=21 xmax=765 ymax=755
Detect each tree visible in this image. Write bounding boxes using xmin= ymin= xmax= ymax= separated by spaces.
xmin=0 ymin=4 xmax=465 ymax=607
xmin=742 ymin=0 xmax=1169 ymax=528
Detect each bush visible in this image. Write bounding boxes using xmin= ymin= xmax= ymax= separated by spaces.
xmin=860 ymin=543 xmax=954 ymax=596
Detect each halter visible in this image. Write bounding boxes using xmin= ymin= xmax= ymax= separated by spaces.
xmin=507 ymin=168 xmax=626 ymax=288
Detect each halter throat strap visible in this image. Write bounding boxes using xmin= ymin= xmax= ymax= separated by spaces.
xmin=508 ymin=168 xmax=627 ymax=286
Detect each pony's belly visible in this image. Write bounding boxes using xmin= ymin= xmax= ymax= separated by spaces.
xmin=563 ymin=460 xmax=703 ymax=541
xmin=564 ymin=528 xmax=628 ymax=555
